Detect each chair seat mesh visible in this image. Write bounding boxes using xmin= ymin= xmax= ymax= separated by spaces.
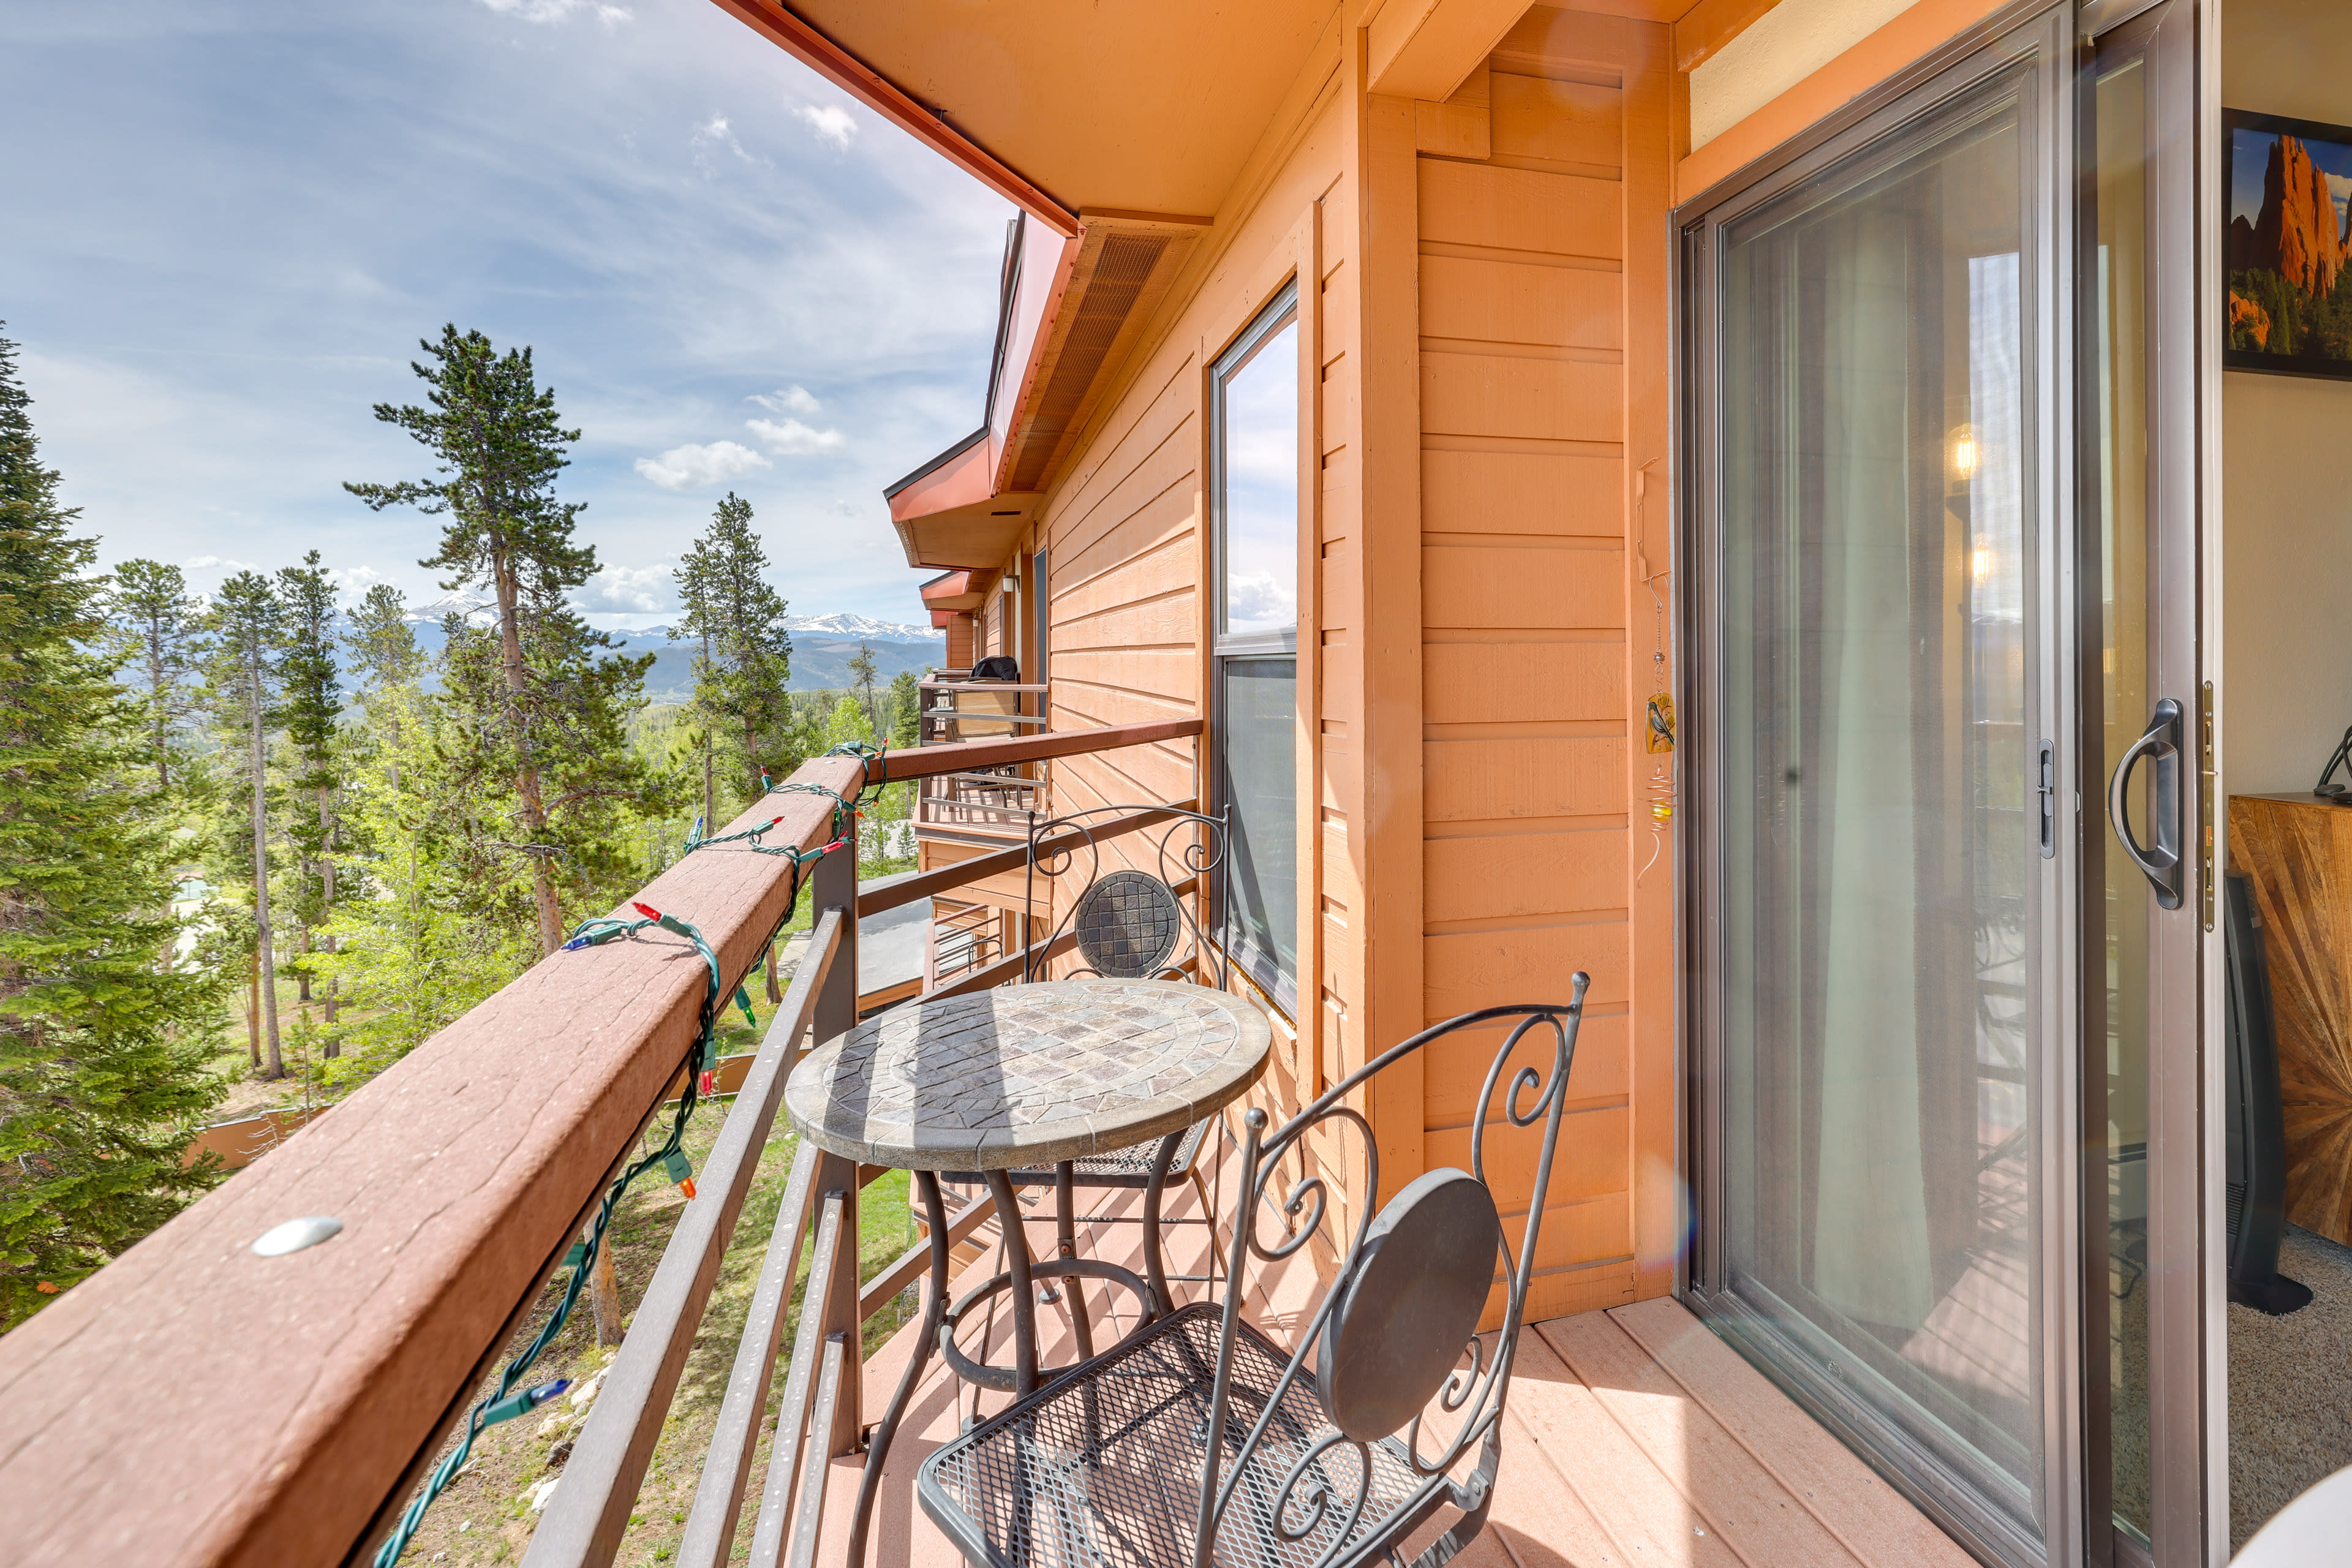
xmin=921 ymin=1303 xmax=1434 ymax=1568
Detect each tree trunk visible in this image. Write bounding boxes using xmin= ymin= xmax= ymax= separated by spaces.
xmin=491 ymin=554 xmax=563 ymax=956
xmin=251 ymin=678 xmax=284 ymax=1080
xmin=588 ymin=1231 xmax=624 ymax=1348
xmin=765 ymin=938 xmax=782 ymax=1005
xmin=247 ymin=949 xmax=261 ymax=1069
xmin=296 ymin=927 xmax=312 ymax=1003
xmin=320 ymin=787 xmax=338 ymax=1033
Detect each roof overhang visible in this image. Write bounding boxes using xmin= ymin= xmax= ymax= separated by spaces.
xmin=885 ymin=431 xmax=1042 ymax=571
xmin=919 ymin=569 xmax=994 ymax=614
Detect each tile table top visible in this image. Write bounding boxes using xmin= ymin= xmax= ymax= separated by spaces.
xmin=785 ymin=979 xmax=1271 ymax=1171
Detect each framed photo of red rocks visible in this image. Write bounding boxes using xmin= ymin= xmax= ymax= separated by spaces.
xmin=2226 ymin=108 xmax=2352 ymax=379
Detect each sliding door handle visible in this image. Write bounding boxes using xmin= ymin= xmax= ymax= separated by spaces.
xmin=2108 ymin=697 xmax=2184 ymax=910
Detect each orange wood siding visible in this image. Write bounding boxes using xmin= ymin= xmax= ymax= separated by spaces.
xmin=1414 ymin=5 xmax=1676 ymax=1325
xmin=927 ymin=2 xmax=1679 ymax=1320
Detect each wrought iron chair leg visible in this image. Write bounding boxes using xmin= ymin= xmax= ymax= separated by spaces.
xmin=1054 ymin=1160 xmax=1094 ymax=1360
xmin=845 ymin=1171 xmax=954 ymax=1568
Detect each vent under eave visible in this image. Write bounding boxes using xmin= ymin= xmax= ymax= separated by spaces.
xmin=995 ymin=211 xmax=1208 ymax=496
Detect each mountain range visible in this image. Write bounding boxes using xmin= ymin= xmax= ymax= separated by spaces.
xmin=393 ymin=592 xmax=944 ymax=697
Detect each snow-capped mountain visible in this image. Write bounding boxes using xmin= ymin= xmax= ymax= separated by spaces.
xmin=782 ymin=612 xmax=941 ymax=643
xmin=393 ymin=597 xmax=940 ymax=646
xmin=402 ymin=589 xmax=498 ymax=625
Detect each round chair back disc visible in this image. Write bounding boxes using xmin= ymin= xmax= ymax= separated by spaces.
xmin=1316 ymin=1167 xmax=1502 ymax=1442
xmin=1072 ymin=870 xmax=1182 ymax=978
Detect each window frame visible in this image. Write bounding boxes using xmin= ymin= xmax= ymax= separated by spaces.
xmin=1208 ymin=282 xmax=1302 ymax=1011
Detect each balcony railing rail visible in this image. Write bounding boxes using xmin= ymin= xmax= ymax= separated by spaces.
xmin=0 ymin=718 xmax=1200 ymax=1568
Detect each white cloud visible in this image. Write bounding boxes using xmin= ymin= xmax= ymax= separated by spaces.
xmin=477 ymin=0 xmax=632 ymax=25
xmin=579 ymin=561 xmax=676 ymax=612
xmin=794 ymin=104 xmax=856 ymax=151
xmin=634 ymin=440 xmax=773 ymax=489
xmin=184 ymin=555 xmax=259 ymax=572
xmin=691 ymin=113 xmax=762 ymax=171
xmin=746 ymin=417 xmax=845 ymax=455
xmin=327 ymin=564 xmax=389 ymax=598
xmin=749 ymin=385 xmax=821 ymax=415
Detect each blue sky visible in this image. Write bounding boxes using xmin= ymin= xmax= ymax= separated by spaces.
xmin=1 ymin=0 xmax=1012 ymax=627
xmin=2230 ymin=127 xmax=2352 ymax=235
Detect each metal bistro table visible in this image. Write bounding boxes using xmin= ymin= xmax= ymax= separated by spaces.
xmin=783 ymin=977 xmax=1271 ymax=1566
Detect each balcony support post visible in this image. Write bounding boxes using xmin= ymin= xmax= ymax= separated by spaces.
xmin=811 ymin=816 xmax=864 ymax=1457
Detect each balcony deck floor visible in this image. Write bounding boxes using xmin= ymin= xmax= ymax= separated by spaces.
xmin=806 ymin=1166 xmax=1976 ymax=1568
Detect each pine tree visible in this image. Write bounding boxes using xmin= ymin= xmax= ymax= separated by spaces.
xmin=347 ymin=326 xmax=660 ymax=955
xmin=278 ymin=551 xmax=342 ymax=1034
xmin=102 ymin=559 xmax=208 ymax=792
xmin=848 ymin=642 xmax=880 ymax=737
xmin=674 ymin=491 xmax=792 ymax=820
xmin=344 ymin=584 xmax=421 ymax=790
xmin=887 ymin=668 xmax=920 ymax=749
xmin=0 ymin=329 xmax=224 ymax=1327
xmin=208 ymin=571 xmax=287 ymax=1079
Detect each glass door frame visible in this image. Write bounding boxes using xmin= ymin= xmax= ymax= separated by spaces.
xmin=1675 ymin=4 xmax=2089 ymax=1565
xmin=1673 ymin=2 xmax=2222 ymax=1564
xmin=2075 ymin=2 xmax=2222 ymax=1565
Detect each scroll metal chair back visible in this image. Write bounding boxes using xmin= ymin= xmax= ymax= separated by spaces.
xmin=1020 ymin=805 xmax=1232 ymax=987
xmin=918 ymin=978 xmax=1591 ymax=1568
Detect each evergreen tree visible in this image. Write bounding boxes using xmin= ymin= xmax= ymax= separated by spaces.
xmin=848 ymin=642 xmax=880 ymax=737
xmin=208 ymin=571 xmax=287 ymax=1079
xmin=344 ymin=583 xmax=421 ymax=790
xmin=0 ymin=329 xmax=223 ymax=1327
xmin=102 ymin=559 xmax=208 ymax=791
xmin=277 ymin=551 xmax=343 ymax=1033
xmin=888 ymin=668 xmax=921 ymax=749
xmin=674 ymin=491 xmax=792 ymax=821
xmin=348 ymin=326 xmax=662 ymax=954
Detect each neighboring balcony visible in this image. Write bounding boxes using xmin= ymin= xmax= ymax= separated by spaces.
xmin=914 ymin=676 xmax=1050 ymax=845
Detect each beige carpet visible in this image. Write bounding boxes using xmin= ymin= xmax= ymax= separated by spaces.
xmin=2228 ymin=1226 xmax=2352 ymax=1548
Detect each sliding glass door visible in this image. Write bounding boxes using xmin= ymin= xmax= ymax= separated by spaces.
xmin=1683 ymin=4 xmax=2214 ymax=1566
xmin=1684 ymin=10 xmax=2077 ymax=1566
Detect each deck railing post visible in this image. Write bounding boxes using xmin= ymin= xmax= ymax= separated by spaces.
xmin=812 ymin=813 xmax=864 ymax=1457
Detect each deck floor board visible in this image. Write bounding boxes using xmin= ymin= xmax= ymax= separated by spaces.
xmin=780 ymin=1172 xmax=1965 ymax=1568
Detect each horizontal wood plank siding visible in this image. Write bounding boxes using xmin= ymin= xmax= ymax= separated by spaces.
xmin=1419 ymin=10 xmax=1659 ymax=1326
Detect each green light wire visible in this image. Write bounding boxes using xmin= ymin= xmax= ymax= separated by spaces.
xmin=372 ymin=898 xmax=747 ymax=1566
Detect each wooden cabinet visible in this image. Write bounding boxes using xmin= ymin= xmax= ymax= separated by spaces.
xmin=2229 ymin=792 xmax=2352 ymax=1245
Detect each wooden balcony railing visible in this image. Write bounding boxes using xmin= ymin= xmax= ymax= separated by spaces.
xmin=0 ymin=718 xmax=1200 ymax=1568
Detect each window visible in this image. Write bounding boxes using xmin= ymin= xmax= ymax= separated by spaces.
xmin=1211 ymin=284 xmax=1299 ymax=1008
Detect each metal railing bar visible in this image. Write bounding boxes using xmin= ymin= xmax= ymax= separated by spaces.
xmin=778 ymin=1336 xmax=848 ymax=1568
xmin=919 ymin=681 xmax=1052 ymax=694
xmin=856 ymin=1196 xmax=992 ymax=1320
xmin=523 ymin=910 xmax=847 ymax=1568
xmin=744 ymin=1190 xmax=848 ymax=1568
xmin=856 ymin=801 xmax=1197 ymax=918
xmin=871 ymin=718 xmax=1201 ymax=783
xmin=670 ymin=1140 xmax=820 ymax=1568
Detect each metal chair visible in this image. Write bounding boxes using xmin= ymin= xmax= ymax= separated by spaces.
xmin=919 ymin=984 xmax=1591 ymax=1568
xmin=941 ymin=807 xmax=1237 ymax=1329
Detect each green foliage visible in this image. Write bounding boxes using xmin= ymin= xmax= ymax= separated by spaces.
xmin=205 ymin=568 xmax=288 ymax=1077
xmin=312 ymin=677 xmax=538 ymax=1082
xmin=2228 ymin=266 xmax=2352 ymax=360
xmin=0 ymin=329 xmax=224 ymax=1328
xmin=277 ymin=551 xmax=343 ymax=1001
xmin=101 ymin=559 xmax=208 ymax=791
xmin=675 ymin=492 xmax=793 ymax=824
xmin=347 ymin=326 xmax=669 ymax=953
xmin=887 ymin=669 xmax=920 ymax=750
